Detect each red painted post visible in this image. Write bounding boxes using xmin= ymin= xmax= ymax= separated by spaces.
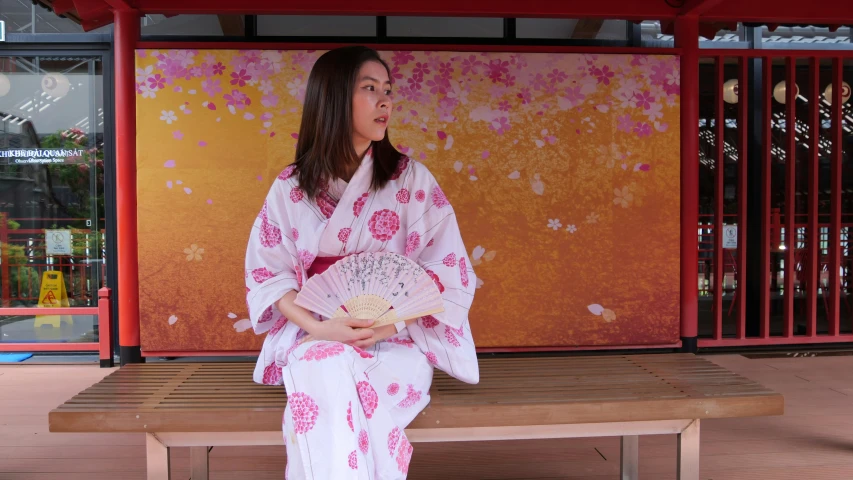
xmin=0 ymin=213 xmax=9 ymax=307
xmin=114 ymin=8 xmax=142 ymax=364
xmin=736 ymin=57 xmax=748 ymax=338
xmin=828 ymin=57 xmax=843 ymax=337
xmin=713 ymin=56 xmax=724 ymax=340
xmin=761 ymin=59 xmax=772 ymax=338
xmin=676 ymin=15 xmax=700 ymax=352
xmin=98 ymin=288 xmax=113 ymax=367
xmin=783 ymin=57 xmax=796 ymax=337
xmin=806 ymin=58 xmax=819 ymax=337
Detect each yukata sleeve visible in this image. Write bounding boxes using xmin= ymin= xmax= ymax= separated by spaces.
xmin=245 ymin=179 xmax=300 ymax=335
xmin=403 ymin=163 xmax=480 ymax=384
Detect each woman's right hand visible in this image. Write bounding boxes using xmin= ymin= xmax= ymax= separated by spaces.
xmin=308 ymin=317 xmax=375 ymax=345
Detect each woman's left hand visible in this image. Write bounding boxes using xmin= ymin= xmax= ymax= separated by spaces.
xmin=351 ymin=324 xmax=397 ymax=350
xmin=298 ymin=323 xmax=398 ymax=349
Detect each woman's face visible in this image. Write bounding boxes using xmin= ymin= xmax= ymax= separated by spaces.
xmin=352 ymin=60 xmax=392 ymax=153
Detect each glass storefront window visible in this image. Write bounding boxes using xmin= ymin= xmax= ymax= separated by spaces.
xmin=0 ymin=55 xmax=105 ymax=343
xmin=258 ymin=15 xmax=375 ymax=37
xmin=386 ymin=17 xmax=503 ymax=38
xmin=516 ymin=19 xmax=629 ymax=40
xmin=141 ymin=14 xmax=233 ymax=36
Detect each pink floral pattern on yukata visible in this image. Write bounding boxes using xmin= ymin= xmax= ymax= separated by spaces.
xmin=251 ymin=267 xmax=274 ymax=283
xmin=358 ymin=429 xmax=370 ymax=454
xmin=356 ymin=381 xmax=379 ymax=419
xmin=348 ymin=450 xmax=357 ymax=470
xmin=414 ymin=190 xmax=426 ymax=202
xmin=405 ymin=232 xmax=421 ymax=256
xmin=396 ymin=437 xmax=414 ymax=473
xmin=351 ymin=345 xmax=374 ymax=359
xmin=291 ymin=228 xmax=299 ymax=240
xmin=385 ymin=337 xmax=415 ymax=348
xmin=347 ymin=401 xmax=354 ymax=432
xmin=444 ymin=325 xmax=462 ymax=347
xmin=397 ymin=384 xmax=423 ymax=408
xmin=387 ymin=383 xmax=400 ymax=396
xmin=391 ymin=156 xmax=410 ymax=180
xmin=259 ymin=306 xmax=274 ymax=323
xmin=262 ymin=362 xmax=281 ymax=385
xmin=316 ymin=190 xmax=337 ymax=218
xmin=421 ymin=315 xmax=439 ymax=328
xmin=278 ymin=165 xmax=296 ymax=180
xmin=396 ymin=188 xmax=410 ymax=204
xmin=338 ymin=228 xmax=351 ymax=243
xmin=368 ymin=209 xmax=400 ymax=241
xmin=431 ymin=185 xmax=450 ymax=208
xmin=353 ymin=193 xmax=369 ymax=217
xmin=388 ymin=427 xmax=402 ymax=456
xmin=425 ymin=270 xmax=445 ymax=293
xmin=288 ymin=392 xmax=319 ymax=434
xmin=459 ymin=257 xmax=469 ymax=287
xmin=442 ymin=253 xmax=457 ymax=267
xmin=289 ymin=187 xmax=304 ymax=203
xmin=297 ymin=249 xmax=316 ymax=271
xmin=301 ymin=341 xmax=345 ymax=361
xmin=268 ymin=317 xmax=288 ymax=336
xmin=259 ymin=216 xmax=282 ymax=248
xmin=426 ymin=352 xmax=438 ymax=365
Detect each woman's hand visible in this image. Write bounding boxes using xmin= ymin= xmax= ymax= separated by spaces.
xmin=350 ymin=323 xmax=398 ymax=350
xmin=307 ymin=317 xmax=375 ymax=345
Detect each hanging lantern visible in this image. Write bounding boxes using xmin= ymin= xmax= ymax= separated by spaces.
xmin=723 ymin=79 xmax=739 ymax=104
xmin=41 ymin=72 xmax=70 ymax=98
xmin=0 ymin=73 xmax=9 ymax=97
xmin=824 ymin=82 xmax=851 ymax=105
xmin=773 ymin=80 xmax=799 ymax=104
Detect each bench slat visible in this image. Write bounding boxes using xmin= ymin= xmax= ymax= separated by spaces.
xmin=48 ymin=354 xmax=783 ymax=433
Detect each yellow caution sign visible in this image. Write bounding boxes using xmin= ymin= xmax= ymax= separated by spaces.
xmin=34 ymin=271 xmax=72 ymax=329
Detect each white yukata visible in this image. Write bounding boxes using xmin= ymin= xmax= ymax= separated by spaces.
xmin=244 ymin=150 xmax=479 ymax=479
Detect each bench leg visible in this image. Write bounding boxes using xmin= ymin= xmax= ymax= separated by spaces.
xmin=191 ymin=447 xmax=210 ymax=480
xmin=146 ymin=433 xmax=171 ymax=480
xmin=620 ymin=435 xmax=639 ymax=480
xmin=677 ymin=419 xmax=700 ymax=480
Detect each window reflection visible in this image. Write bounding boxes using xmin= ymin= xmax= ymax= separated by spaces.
xmin=0 ymin=56 xmax=105 ymax=343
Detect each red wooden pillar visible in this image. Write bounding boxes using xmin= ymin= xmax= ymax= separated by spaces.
xmin=0 ymin=213 xmax=9 ymax=307
xmin=676 ymin=15 xmax=700 ymax=352
xmin=98 ymin=287 xmax=113 ymax=368
xmin=114 ymin=8 xmax=142 ymax=364
xmin=828 ymin=58 xmax=844 ymax=336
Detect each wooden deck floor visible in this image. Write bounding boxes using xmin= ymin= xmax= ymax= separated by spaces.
xmin=2 ymin=353 xmax=852 ymax=479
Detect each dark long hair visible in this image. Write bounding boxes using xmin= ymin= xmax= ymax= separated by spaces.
xmin=293 ymin=46 xmax=404 ymax=200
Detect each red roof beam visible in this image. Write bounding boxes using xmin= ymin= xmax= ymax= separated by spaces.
xmin=701 ymin=0 xmax=853 ymax=24
xmin=70 ymin=0 xmax=111 ymax=18
xmin=50 ymin=0 xmax=77 ymax=16
xmin=81 ymin=11 xmax=118 ymax=31
xmin=122 ymin=0 xmax=681 ymax=21
xmin=679 ymin=0 xmax=727 ymax=17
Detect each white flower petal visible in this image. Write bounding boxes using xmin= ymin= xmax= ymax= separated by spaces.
xmin=233 ymin=319 xmax=253 ymax=333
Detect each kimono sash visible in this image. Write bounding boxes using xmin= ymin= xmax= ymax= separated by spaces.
xmin=307 ymin=255 xmax=346 ymax=279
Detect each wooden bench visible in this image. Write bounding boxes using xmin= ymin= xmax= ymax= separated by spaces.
xmin=48 ymin=353 xmax=783 ymax=479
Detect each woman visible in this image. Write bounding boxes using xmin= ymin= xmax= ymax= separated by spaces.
xmin=244 ymin=46 xmax=479 ymax=479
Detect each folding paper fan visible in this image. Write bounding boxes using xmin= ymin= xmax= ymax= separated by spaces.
xmin=294 ymin=252 xmax=445 ymax=329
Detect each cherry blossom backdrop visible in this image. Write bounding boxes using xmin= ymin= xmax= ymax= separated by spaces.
xmin=135 ymin=49 xmax=681 ymax=353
